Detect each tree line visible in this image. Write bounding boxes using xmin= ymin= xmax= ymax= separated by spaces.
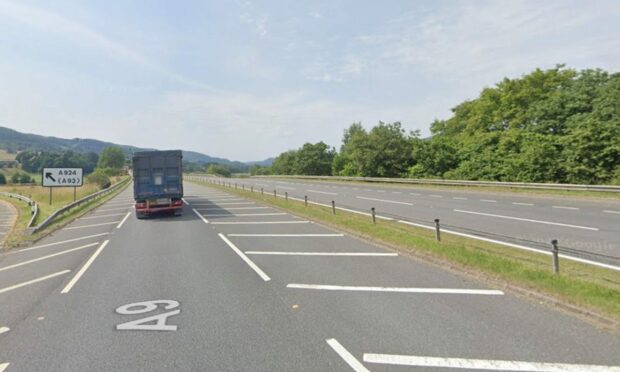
xmin=256 ymin=66 xmax=620 ymax=184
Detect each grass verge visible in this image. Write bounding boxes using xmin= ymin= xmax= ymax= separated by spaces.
xmin=0 ymin=177 xmax=131 ymax=249
xmin=190 ymin=179 xmax=620 ymax=328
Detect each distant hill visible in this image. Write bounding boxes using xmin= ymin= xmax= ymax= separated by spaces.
xmin=0 ymin=126 xmax=264 ymax=169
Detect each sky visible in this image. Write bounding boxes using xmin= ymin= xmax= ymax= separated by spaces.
xmin=0 ymin=1 xmax=619 ymax=162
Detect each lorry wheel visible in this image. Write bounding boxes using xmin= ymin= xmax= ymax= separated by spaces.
xmin=174 ymin=210 xmax=183 ymax=217
xmin=136 ymin=212 xmax=145 ymax=219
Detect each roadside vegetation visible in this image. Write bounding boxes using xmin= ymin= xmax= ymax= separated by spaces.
xmin=255 ymin=66 xmax=620 ymax=185
xmin=190 ymin=178 xmax=620 ymax=327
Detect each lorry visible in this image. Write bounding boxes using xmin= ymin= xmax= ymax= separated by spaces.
xmin=132 ymin=150 xmax=184 ymax=218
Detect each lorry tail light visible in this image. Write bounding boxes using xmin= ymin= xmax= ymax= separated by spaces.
xmin=172 ymin=200 xmax=183 ymax=207
xmin=135 ymin=202 xmax=146 ymax=209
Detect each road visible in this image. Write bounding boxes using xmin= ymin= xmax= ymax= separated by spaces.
xmin=221 ymin=177 xmax=620 ymax=269
xmin=0 ymin=182 xmax=619 ymax=371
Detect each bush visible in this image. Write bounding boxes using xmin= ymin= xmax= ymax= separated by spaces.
xmin=19 ymin=173 xmax=32 ymax=184
xmin=10 ymin=172 xmax=20 ymax=184
xmin=87 ymin=169 xmax=111 ymax=189
xmin=0 ymin=173 xmax=5 ymax=185
xmin=206 ymin=164 xmax=231 ymax=177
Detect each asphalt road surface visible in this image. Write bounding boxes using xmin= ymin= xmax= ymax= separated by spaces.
xmin=1 ymin=182 xmax=619 ymax=371
xmin=220 ymin=177 xmax=620 ymax=269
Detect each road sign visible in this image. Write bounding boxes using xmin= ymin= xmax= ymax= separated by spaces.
xmin=42 ymin=168 xmax=84 ymax=187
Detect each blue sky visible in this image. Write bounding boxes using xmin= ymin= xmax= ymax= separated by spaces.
xmin=0 ymin=0 xmax=619 ymax=161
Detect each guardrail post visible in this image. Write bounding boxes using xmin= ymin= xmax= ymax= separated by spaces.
xmin=551 ymin=239 xmax=559 ymax=274
xmin=434 ymin=218 xmax=441 ymax=242
xmin=331 ymin=200 xmax=336 ymax=215
xmin=304 ymin=195 xmax=308 ymax=206
xmin=273 ymin=190 xmax=277 ymax=199
xmin=242 ymin=184 xmax=244 ymax=190
xmin=235 ymin=183 xmax=237 ymax=189
xmin=285 ymin=192 xmax=288 ymax=201
xmin=261 ymin=188 xmax=264 ymax=196
xmin=251 ymin=186 xmax=253 ymax=193
xmin=371 ymin=207 xmax=376 ymax=224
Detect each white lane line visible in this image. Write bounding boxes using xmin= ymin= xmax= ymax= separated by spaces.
xmin=377 ymin=190 xmax=385 ymax=193
xmin=391 ymin=191 xmax=402 ymax=194
xmin=363 ymin=189 xmax=372 ymax=192
xmin=229 ymin=234 xmax=344 ymax=237
xmin=326 ymin=339 xmax=369 ymax=372
xmin=454 ymin=209 xmax=599 ymax=231
xmin=192 ymin=208 xmax=209 ymax=224
xmin=604 ymin=210 xmax=620 ymax=214
xmin=63 ymin=221 xmax=121 ymax=230
xmin=80 ymin=213 xmax=127 ymax=220
xmin=61 ymin=240 xmax=109 ymax=294
xmin=363 ymin=354 xmax=620 ymax=371
xmin=116 ymin=212 xmax=131 ymax=229
xmin=480 ymin=199 xmax=497 ymax=203
xmin=212 ymin=221 xmax=309 ymax=225
xmin=194 ymin=202 xmax=255 ymax=206
xmin=287 ymin=284 xmax=504 ymax=296
xmin=552 ymin=205 xmax=579 ymax=210
xmin=277 ymin=186 xmax=296 ymax=190
xmin=182 ymin=198 xmax=189 ymax=205
xmin=10 ymin=233 xmax=109 ymax=254
xmin=202 ymin=213 xmax=286 ymax=217
xmin=429 ymin=194 xmax=443 ymax=198
xmin=197 ymin=207 xmax=271 ymax=210
xmin=356 ymin=196 xmax=413 ymax=206
xmin=218 ymin=233 xmax=270 ymax=281
xmin=410 ymin=193 xmax=421 ymax=196
xmin=0 ymin=326 xmax=9 ymax=334
xmin=0 ymin=243 xmax=99 ymax=273
xmin=453 ymin=197 xmax=468 ymax=200
xmin=0 ymin=362 xmax=8 ymax=372
xmin=97 ymin=207 xmax=131 ymax=212
xmin=512 ymin=202 xmax=534 ymax=206
xmin=246 ymin=251 xmax=397 ymax=256
xmin=306 ymin=189 xmax=338 ymax=195
xmin=0 ymin=270 xmax=71 ymax=295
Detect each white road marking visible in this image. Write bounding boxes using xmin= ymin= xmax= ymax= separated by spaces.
xmin=356 ymin=196 xmax=413 ymax=206
xmin=410 ymin=193 xmax=421 ymax=196
xmin=64 ymin=221 xmax=121 ymax=230
xmin=480 ymin=199 xmax=497 ymax=203
xmin=102 ymin=202 xmax=133 ymax=206
xmin=277 ymin=186 xmax=296 ymax=190
xmin=363 ymin=189 xmax=372 ymax=192
xmin=287 ymin=284 xmax=504 ymax=295
xmin=211 ymin=221 xmax=310 ymax=225
xmin=116 ymin=212 xmax=131 ymax=229
xmin=452 ymin=197 xmax=468 ymax=200
xmin=182 ymin=198 xmax=189 ymax=205
xmin=218 ymin=233 xmax=270 ymax=281
xmin=229 ymin=234 xmax=344 ymax=237
xmin=11 ymin=233 xmax=109 ymax=254
xmin=80 ymin=213 xmax=127 ymax=220
xmin=97 ymin=207 xmax=131 ymax=212
xmin=377 ymin=190 xmax=386 ymax=193
xmin=363 ymin=354 xmax=620 ymax=371
xmin=552 ymin=206 xmax=579 ymax=210
xmin=61 ymin=240 xmax=109 ymax=294
xmin=0 ymin=243 xmax=99 ymax=272
xmin=197 ymin=207 xmax=270 ymax=210
xmin=604 ymin=210 xmax=620 ymax=214
xmin=192 ymin=208 xmax=209 ymax=224
xmin=204 ymin=198 xmax=244 ymax=202
xmin=246 ymin=251 xmax=397 ymax=256
xmin=202 ymin=213 xmax=286 ymax=217
xmin=195 ymin=202 xmax=255 ymax=206
xmin=429 ymin=194 xmax=443 ymax=198
xmin=307 ymin=189 xmax=338 ymax=195
xmin=391 ymin=191 xmax=402 ymax=194
xmin=0 ymin=270 xmax=71 ymax=295
xmin=512 ymin=202 xmax=534 ymax=206
xmin=116 ymin=300 xmax=180 ymax=331
xmin=326 ymin=339 xmax=370 ymax=372
xmin=0 ymin=363 xmax=8 ymax=372
xmin=0 ymin=327 xmax=9 ymax=334
xmin=454 ymin=209 xmax=599 ymax=231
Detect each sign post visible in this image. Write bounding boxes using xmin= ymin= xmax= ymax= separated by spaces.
xmin=42 ymin=168 xmax=84 ymax=205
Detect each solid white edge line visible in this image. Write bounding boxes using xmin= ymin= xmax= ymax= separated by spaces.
xmin=0 ymin=326 xmax=9 ymax=334
xmin=0 ymin=362 xmax=8 ymax=372
xmin=61 ymin=240 xmax=109 ymax=294
xmin=0 ymin=242 xmax=99 ymax=272
xmin=362 ymin=354 xmax=620 ymax=371
xmin=356 ymin=196 xmax=413 ymax=206
xmin=11 ymin=233 xmax=110 ymax=254
xmin=116 ymin=212 xmax=131 ymax=229
xmin=192 ymin=208 xmax=209 ymax=224
xmin=288 ymin=284 xmax=504 ymax=295
xmin=326 ymin=339 xmax=370 ymax=372
xmin=246 ymin=251 xmax=397 ymax=256
xmin=63 ymin=221 xmax=121 ymax=230
xmin=211 ymin=221 xmax=310 ymax=225
xmin=228 ymin=234 xmax=344 ymax=237
xmin=218 ymin=233 xmax=270 ymax=281
xmin=0 ymin=270 xmax=71 ymax=295
xmin=454 ymin=209 xmax=599 ymax=231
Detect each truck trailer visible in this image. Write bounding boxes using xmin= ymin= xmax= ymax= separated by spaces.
xmin=132 ymin=150 xmax=184 ymax=218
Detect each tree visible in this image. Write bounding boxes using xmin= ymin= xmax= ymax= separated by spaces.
xmin=98 ymin=147 xmax=125 ymax=169
xmin=271 ymin=150 xmax=298 ymax=175
xmin=294 ymin=142 xmax=335 ymax=175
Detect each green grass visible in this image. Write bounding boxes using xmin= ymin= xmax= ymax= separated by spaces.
xmin=190 ymin=178 xmax=620 ymax=325
xmin=0 ymin=149 xmax=16 ymax=161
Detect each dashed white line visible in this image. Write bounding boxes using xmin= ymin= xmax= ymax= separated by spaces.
xmin=277 ymin=186 xmax=296 ymax=190
xmin=192 ymin=208 xmax=209 ymax=224
xmin=306 ymin=189 xmax=338 ymax=195
xmin=429 ymin=194 xmax=443 ymax=198
xmin=326 ymin=339 xmax=370 ymax=372
xmin=116 ymin=212 xmax=131 ymax=229
xmin=0 ymin=242 xmax=99 ymax=273
xmin=363 ymin=354 xmax=620 ymax=371
xmin=10 ymin=233 xmax=109 ymax=254
xmin=454 ymin=209 xmax=599 ymax=231
xmin=202 ymin=213 xmax=286 ymax=217
xmin=211 ymin=221 xmax=309 ymax=225
xmin=194 ymin=202 xmax=255 ymax=206
xmin=409 ymin=193 xmax=421 ymax=196
xmin=61 ymin=240 xmax=109 ymax=294
xmin=452 ymin=197 xmax=467 ymax=200
xmin=604 ymin=210 xmax=620 ymax=214
xmin=552 ymin=206 xmax=579 ymax=210
xmin=356 ymin=196 xmax=413 ymax=206
xmin=0 ymin=327 xmax=9 ymax=335
xmin=64 ymin=221 xmax=121 ymax=230
xmin=246 ymin=251 xmax=397 ymax=256
xmin=512 ymin=202 xmax=534 ymax=206
xmin=218 ymin=233 xmax=270 ymax=281
xmin=0 ymin=270 xmax=71 ymax=295
xmin=391 ymin=191 xmax=402 ymax=194
xmin=228 ymin=233 xmax=344 ymax=237
xmin=287 ymin=284 xmax=504 ymax=295
xmin=0 ymin=362 xmax=8 ymax=372
xmin=197 ymin=207 xmax=270 ymax=210
xmin=480 ymin=199 xmax=497 ymax=203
